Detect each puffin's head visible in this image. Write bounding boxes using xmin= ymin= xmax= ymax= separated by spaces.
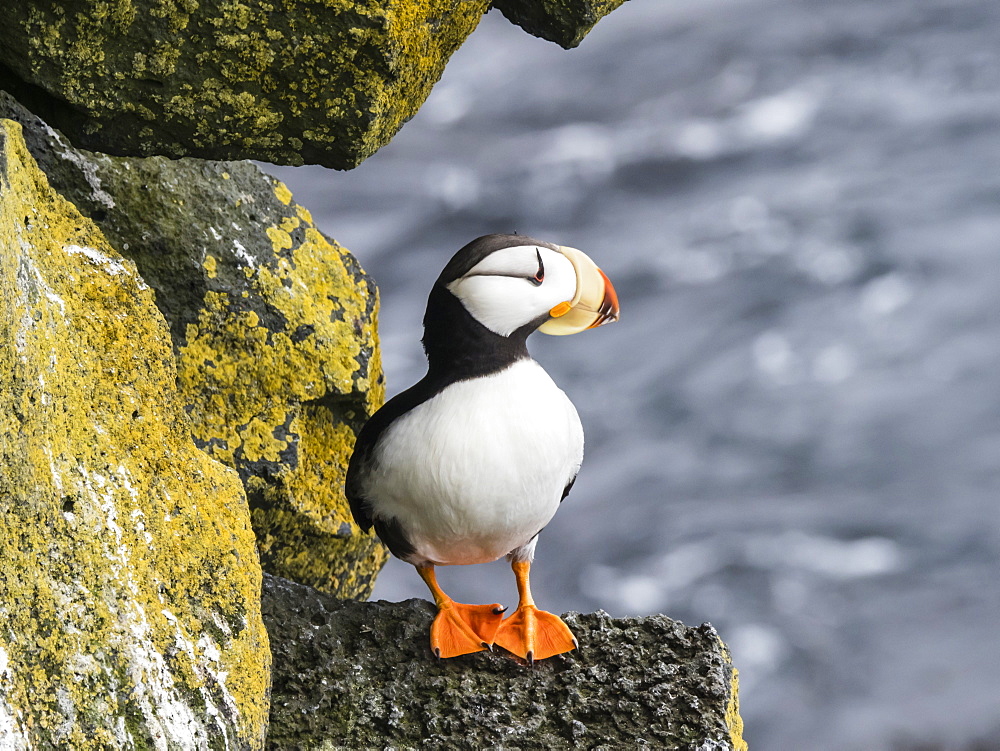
xmin=437 ymin=234 xmax=619 ymax=338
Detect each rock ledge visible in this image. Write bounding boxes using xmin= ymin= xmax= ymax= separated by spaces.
xmin=263 ymin=574 xmax=747 ymax=750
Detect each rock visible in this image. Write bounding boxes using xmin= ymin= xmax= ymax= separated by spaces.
xmin=492 ymin=0 xmax=630 ymax=49
xmin=0 ymin=119 xmax=269 ymax=748
xmin=0 ymin=92 xmax=389 ymax=599
xmin=262 ymin=574 xmax=747 ymax=750
xmin=0 ymin=0 xmax=492 ymax=168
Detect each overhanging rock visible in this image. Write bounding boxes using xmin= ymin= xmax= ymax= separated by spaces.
xmin=263 ymin=574 xmax=748 ymax=750
xmin=0 ymin=1 xmax=631 ymax=167
xmin=492 ymin=0 xmax=630 ymax=49
xmin=0 ymin=0 xmax=492 ymax=168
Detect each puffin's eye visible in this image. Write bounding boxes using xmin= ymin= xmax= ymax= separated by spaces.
xmin=529 ymin=248 xmax=545 ymax=286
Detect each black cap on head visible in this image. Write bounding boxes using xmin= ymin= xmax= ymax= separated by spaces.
xmin=436 ymin=234 xmax=560 ymax=286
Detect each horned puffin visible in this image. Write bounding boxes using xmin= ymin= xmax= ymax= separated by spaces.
xmin=346 ymin=234 xmax=619 ymax=663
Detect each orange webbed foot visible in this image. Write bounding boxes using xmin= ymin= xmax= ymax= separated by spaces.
xmin=493 ymin=605 xmax=577 ymax=664
xmin=430 ymin=601 xmax=507 ymax=659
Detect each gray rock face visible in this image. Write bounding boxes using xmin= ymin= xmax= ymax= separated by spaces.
xmin=492 ymin=0 xmax=630 ymax=49
xmin=263 ymin=574 xmax=747 ymax=750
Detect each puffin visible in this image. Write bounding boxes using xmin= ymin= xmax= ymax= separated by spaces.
xmin=346 ymin=234 xmax=619 ymax=663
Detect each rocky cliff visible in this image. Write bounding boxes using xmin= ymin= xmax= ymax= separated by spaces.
xmin=1 ymin=93 xmax=387 ymax=599
xmin=0 ymin=1 xmax=746 ymax=747
xmin=0 ymin=119 xmax=269 ymax=748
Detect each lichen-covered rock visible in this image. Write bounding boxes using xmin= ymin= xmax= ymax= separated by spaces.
xmin=262 ymin=574 xmax=747 ymax=750
xmin=492 ymin=0 xmax=630 ymax=49
xmin=0 ymin=92 xmax=389 ymax=600
xmin=0 ymin=119 xmax=269 ymax=748
xmin=0 ymin=0 xmax=492 ymax=168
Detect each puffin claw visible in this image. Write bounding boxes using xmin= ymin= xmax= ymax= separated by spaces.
xmin=493 ymin=605 xmax=508 ymax=615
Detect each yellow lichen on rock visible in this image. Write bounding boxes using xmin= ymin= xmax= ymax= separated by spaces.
xmin=718 ymin=636 xmax=749 ymax=751
xmin=727 ymin=668 xmax=748 ymax=751
xmin=176 ymin=175 xmax=387 ymax=597
xmin=3 ymin=0 xmax=495 ymax=167
xmin=273 ymin=180 xmax=293 ymax=205
xmin=0 ymin=119 xmax=269 ymax=748
xmin=1 ymin=91 xmax=387 ymax=600
xmin=246 ymin=406 xmax=389 ymax=595
xmin=359 ymin=0 xmax=493 ymax=150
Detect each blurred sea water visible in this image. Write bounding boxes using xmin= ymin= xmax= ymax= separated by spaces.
xmin=264 ymin=1 xmax=1000 ymax=748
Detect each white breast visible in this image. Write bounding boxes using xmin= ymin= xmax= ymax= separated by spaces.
xmin=363 ymin=359 xmax=584 ymax=565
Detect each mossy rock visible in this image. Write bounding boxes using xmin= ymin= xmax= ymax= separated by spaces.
xmin=1 ymin=92 xmax=389 ymax=599
xmin=0 ymin=0 xmax=493 ymax=168
xmin=0 ymin=118 xmax=269 ymax=749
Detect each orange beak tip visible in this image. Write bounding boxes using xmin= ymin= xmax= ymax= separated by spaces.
xmin=588 ymin=268 xmax=620 ymax=328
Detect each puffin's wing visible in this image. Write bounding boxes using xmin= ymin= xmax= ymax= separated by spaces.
xmin=344 ymin=415 xmax=383 ymax=532
xmin=560 ymin=474 xmax=577 ymax=503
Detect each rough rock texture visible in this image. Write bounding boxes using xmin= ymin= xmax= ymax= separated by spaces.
xmin=492 ymin=0 xmax=630 ymax=49
xmin=0 ymin=92 xmax=389 ymax=599
xmin=262 ymin=574 xmax=747 ymax=750
xmin=0 ymin=119 xmax=269 ymax=748
xmin=0 ymin=0 xmax=492 ymax=168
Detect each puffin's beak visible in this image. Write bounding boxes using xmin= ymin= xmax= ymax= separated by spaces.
xmin=538 ymin=246 xmax=620 ymax=336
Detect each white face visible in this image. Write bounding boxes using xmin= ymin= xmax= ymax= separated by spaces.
xmin=446 ymin=245 xmax=577 ymax=337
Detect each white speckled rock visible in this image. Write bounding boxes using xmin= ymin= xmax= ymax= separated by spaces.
xmin=0 ymin=119 xmax=269 ymax=749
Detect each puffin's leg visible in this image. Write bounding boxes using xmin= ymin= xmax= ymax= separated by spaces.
xmin=415 ymin=564 xmax=506 ymax=658
xmin=493 ymin=560 xmax=577 ymax=664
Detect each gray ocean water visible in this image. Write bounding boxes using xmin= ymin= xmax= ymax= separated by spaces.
xmin=264 ymin=1 xmax=1000 ymax=748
